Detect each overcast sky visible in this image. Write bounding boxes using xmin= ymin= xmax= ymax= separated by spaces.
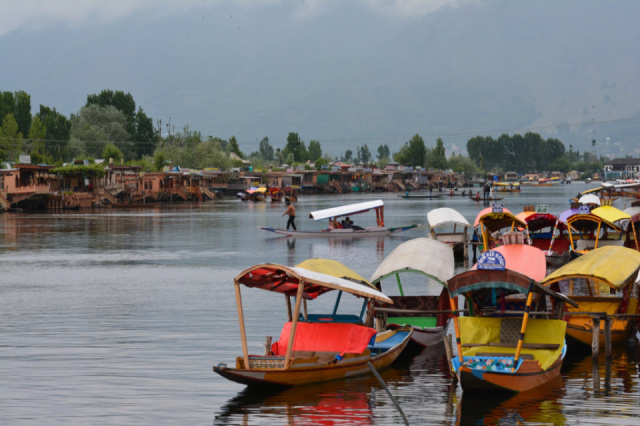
xmin=0 ymin=0 xmax=462 ymax=36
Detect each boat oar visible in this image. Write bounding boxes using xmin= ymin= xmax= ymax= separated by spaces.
xmin=367 ymin=362 xmax=409 ymax=426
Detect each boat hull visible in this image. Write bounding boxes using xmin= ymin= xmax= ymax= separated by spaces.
xmin=457 ymin=356 xmax=563 ymax=394
xmin=259 ymin=224 xmax=417 ymax=237
xmin=565 ymin=322 xmax=635 ymax=347
xmin=213 ymin=330 xmax=412 ymax=387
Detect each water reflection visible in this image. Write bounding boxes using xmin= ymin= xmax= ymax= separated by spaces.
xmin=456 ymin=375 xmax=566 ymax=425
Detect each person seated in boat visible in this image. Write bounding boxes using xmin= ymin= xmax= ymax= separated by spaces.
xmin=342 ymin=217 xmax=353 ymax=229
xmin=344 ymin=217 xmax=364 ymax=231
xmin=490 ymin=230 xmax=502 ymax=248
xmin=475 ymin=192 xmax=481 ymax=199
xmin=329 ymin=218 xmax=341 ymax=230
xmin=450 ymin=189 xmax=454 ymax=196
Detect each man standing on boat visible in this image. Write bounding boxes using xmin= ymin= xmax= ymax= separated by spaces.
xmin=283 ymin=199 xmax=296 ymax=230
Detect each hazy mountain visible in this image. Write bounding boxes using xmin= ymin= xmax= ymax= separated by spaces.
xmin=1 ymin=0 xmax=638 ymax=158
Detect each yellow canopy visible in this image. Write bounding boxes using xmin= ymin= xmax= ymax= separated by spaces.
xmin=591 ymin=205 xmax=631 ymax=224
xmin=541 ymin=246 xmax=640 ymax=290
xmin=295 ymin=258 xmax=374 ymax=289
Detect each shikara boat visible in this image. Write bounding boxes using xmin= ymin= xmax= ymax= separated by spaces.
xmin=515 ymin=210 xmax=571 ymax=266
xmin=469 ymin=196 xmax=504 ymax=202
xmin=624 ymin=207 xmax=640 ymax=249
xmin=213 ymin=259 xmax=413 ymax=387
xmin=447 ymin=244 xmax=577 ymax=393
xmin=260 ymin=199 xmax=417 ymax=237
xmin=426 ymin=207 xmax=471 ymax=260
xmin=474 ymin=205 xmax=527 ymax=252
xmin=541 ymin=246 xmax=640 ymax=347
xmin=369 ymin=238 xmax=455 ymax=349
xmin=559 ymin=206 xmax=630 ymax=258
xmin=398 ymin=193 xmax=442 ymax=199
xmin=238 ymin=186 xmax=267 ymax=201
xmin=494 ymin=182 xmax=521 ymax=192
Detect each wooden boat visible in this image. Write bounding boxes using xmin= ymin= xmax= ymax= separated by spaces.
xmin=624 ymin=207 xmax=640 ymax=249
xmin=447 ymin=245 xmax=577 ymax=393
xmin=474 ymin=205 xmax=527 ymax=252
xmin=268 ymin=187 xmax=284 ymax=202
xmin=370 ymin=238 xmax=455 ymax=349
xmin=398 ymin=193 xmax=442 ymax=199
xmin=238 ymin=186 xmax=267 ymax=201
xmin=469 ymin=196 xmax=504 ymax=201
xmin=426 ymin=207 xmax=471 ymax=260
xmin=213 ymin=259 xmax=413 ymax=387
xmin=515 ymin=210 xmax=571 ymax=266
xmin=559 ymin=206 xmax=632 ymax=258
xmin=494 ymin=182 xmax=521 ymax=193
xmin=260 ymin=199 xmax=417 ymax=237
xmin=541 ymin=246 xmax=640 ymax=347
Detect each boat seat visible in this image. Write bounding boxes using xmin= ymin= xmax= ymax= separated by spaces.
xmin=291 ymin=351 xmax=342 ymax=365
xmin=502 ymin=232 xmax=525 ymax=245
xmin=475 ymin=352 xmax=534 ymax=360
xmin=271 ymin=322 xmax=377 ymax=356
xmin=304 ymin=314 xmax=362 ymax=323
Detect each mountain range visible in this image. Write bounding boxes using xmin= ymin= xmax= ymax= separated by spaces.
xmin=1 ymin=0 xmax=639 ymax=159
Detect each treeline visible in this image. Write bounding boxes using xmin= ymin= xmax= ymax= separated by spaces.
xmin=0 ymin=88 xmax=606 ymax=175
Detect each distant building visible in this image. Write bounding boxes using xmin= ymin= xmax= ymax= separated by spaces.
xmin=603 ymin=158 xmax=640 ymax=179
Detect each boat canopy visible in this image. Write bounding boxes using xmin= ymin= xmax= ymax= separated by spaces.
xmin=541 ymin=246 xmax=640 ymax=290
xmin=473 ymin=206 xmax=526 ymax=231
xmin=370 ymin=238 xmax=454 ymax=285
xmin=426 ymin=207 xmax=470 ymax=230
xmin=625 ymin=207 xmax=640 ymax=223
xmin=309 ymin=200 xmax=384 ymax=221
xmin=448 ymin=269 xmax=576 ymax=307
xmin=591 ymin=205 xmax=631 ymax=225
xmin=235 ymin=263 xmax=393 ymax=303
xmin=516 ymin=212 xmax=565 ymax=232
xmin=246 ymin=186 xmax=267 ymax=194
xmin=472 ymin=244 xmax=547 ymax=282
xmin=295 ymin=258 xmax=375 ymax=289
xmin=578 ymin=194 xmax=600 ymax=206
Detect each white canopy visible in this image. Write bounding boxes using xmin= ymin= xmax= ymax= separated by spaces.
xmin=370 ymin=238 xmax=455 ymax=285
xmin=309 ymin=200 xmax=384 ymax=221
xmin=578 ymin=194 xmax=601 ymax=206
xmin=426 ymin=207 xmax=471 ymax=229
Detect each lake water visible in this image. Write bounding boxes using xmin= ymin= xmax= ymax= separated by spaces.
xmin=1 ymin=183 xmax=639 ymax=425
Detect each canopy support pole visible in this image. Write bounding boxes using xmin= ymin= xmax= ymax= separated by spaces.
xmin=547 ymin=220 xmax=559 ymax=255
xmin=450 ymin=297 xmax=463 ymax=363
xmin=234 ymin=282 xmax=250 ymax=370
xmin=284 ymin=281 xmax=305 ymax=369
xmin=396 ymin=274 xmax=404 ymax=296
xmin=513 ymin=288 xmax=534 ymax=371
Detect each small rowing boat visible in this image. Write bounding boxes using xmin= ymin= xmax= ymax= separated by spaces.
xmin=541 ymin=246 xmax=640 ymax=347
xmin=447 ymin=245 xmax=577 ymax=393
xmin=370 ymin=238 xmax=455 ymax=349
xmin=260 ymin=199 xmax=417 ymax=237
xmin=213 ymin=259 xmax=412 ymax=387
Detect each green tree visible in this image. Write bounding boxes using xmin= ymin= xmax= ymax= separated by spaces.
xmin=153 ymin=151 xmax=167 ymax=171
xmin=102 ymin=143 xmax=123 ymax=163
xmin=343 ymin=149 xmax=353 ymax=163
xmin=358 ymin=144 xmax=372 ymax=165
xmin=70 ymin=104 xmax=132 ymax=159
xmin=0 ymin=91 xmax=15 ymax=121
xmin=0 ymin=113 xmax=24 ymax=162
xmin=13 ymin=91 xmax=32 ymax=137
xmin=377 ymin=144 xmax=390 ymax=160
xmin=314 ymin=157 xmax=328 ymax=171
xmin=394 ymin=134 xmax=427 ymax=167
xmin=448 ymin=153 xmax=478 ymax=175
xmin=283 ymin=132 xmax=308 ymax=162
xmin=308 ymin=140 xmax=322 ymax=161
xmin=428 ymin=137 xmax=447 ymax=170
xmin=229 ymin=135 xmax=244 ymax=158
xmin=259 ymin=137 xmax=274 ymax=161
xmin=28 ymin=116 xmax=47 ymax=157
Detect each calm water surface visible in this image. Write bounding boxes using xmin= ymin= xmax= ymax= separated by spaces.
xmin=1 ymin=184 xmax=639 ymax=425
